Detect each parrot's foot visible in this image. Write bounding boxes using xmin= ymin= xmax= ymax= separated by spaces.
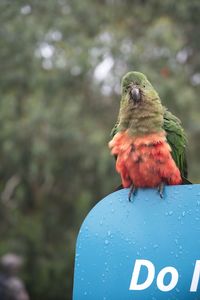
xmin=157 ymin=182 xmax=165 ymax=198
xmin=128 ymin=185 xmax=137 ymax=202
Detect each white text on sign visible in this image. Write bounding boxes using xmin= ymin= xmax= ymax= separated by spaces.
xmin=129 ymin=259 xmax=200 ymax=292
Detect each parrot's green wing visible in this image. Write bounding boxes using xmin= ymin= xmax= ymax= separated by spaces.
xmin=163 ymin=109 xmax=188 ymax=179
xmin=110 ymin=121 xmax=119 ymax=138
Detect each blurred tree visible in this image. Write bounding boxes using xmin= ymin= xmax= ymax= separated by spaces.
xmin=0 ymin=0 xmax=199 ymax=299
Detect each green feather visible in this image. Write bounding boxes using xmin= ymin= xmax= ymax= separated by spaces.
xmin=163 ymin=109 xmax=188 ymax=178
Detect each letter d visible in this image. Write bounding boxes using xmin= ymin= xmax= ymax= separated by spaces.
xmin=129 ymin=259 xmax=155 ymax=290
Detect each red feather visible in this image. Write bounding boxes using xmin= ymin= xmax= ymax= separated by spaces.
xmin=109 ymin=131 xmax=182 ymax=188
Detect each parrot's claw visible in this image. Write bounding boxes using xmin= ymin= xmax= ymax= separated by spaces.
xmin=128 ymin=185 xmax=137 ymax=202
xmin=158 ymin=182 xmax=165 ymax=199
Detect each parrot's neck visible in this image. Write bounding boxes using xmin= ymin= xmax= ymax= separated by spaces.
xmin=118 ymin=98 xmax=164 ymax=136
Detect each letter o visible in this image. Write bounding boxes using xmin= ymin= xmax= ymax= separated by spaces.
xmin=156 ymin=267 xmax=179 ymax=292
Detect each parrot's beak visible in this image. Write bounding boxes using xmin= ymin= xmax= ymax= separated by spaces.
xmin=130 ymin=87 xmax=141 ymax=103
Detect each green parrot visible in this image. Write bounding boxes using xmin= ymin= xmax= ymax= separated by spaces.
xmin=109 ymin=71 xmax=190 ymax=198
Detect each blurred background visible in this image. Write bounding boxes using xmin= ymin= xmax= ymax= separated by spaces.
xmin=0 ymin=0 xmax=200 ymax=299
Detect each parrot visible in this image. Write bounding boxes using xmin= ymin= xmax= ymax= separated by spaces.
xmin=109 ymin=71 xmax=190 ymax=200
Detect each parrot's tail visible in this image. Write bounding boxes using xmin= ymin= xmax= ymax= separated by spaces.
xmin=182 ymin=177 xmax=192 ymax=184
xmin=114 ymin=184 xmax=124 ymax=192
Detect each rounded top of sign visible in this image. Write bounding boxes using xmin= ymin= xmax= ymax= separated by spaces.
xmin=73 ymin=184 xmax=200 ymax=300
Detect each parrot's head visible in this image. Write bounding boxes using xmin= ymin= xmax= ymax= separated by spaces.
xmin=118 ymin=71 xmax=164 ymax=135
xmin=121 ymin=71 xmax=159 ymax=106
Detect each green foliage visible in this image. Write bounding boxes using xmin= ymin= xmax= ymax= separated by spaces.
xmin=0 ymin=1 xmax=200 ymax=299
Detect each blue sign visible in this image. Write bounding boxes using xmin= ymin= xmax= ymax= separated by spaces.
xmin=73 ymin=184 xmax=200 ymax=300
